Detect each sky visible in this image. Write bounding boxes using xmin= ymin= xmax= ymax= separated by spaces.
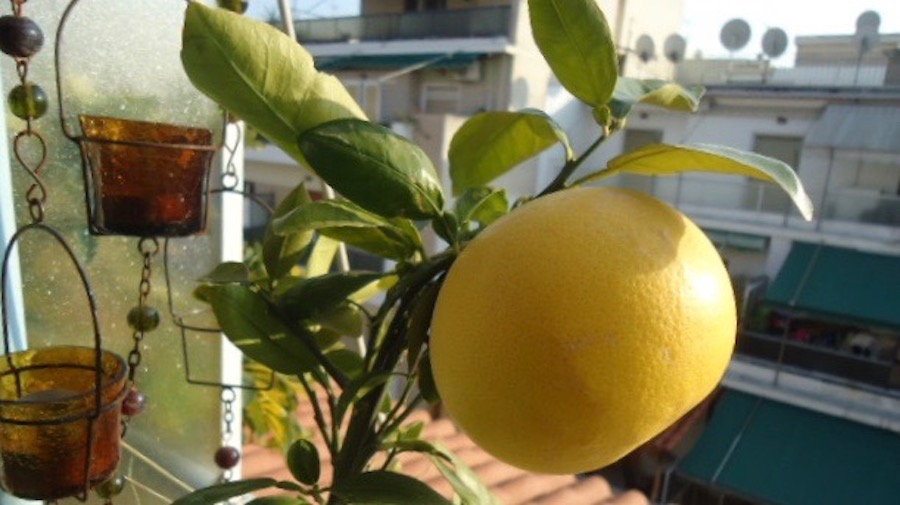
xmin=247 ymin=0 xmax=899 ymax=63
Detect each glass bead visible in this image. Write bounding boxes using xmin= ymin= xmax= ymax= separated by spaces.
xmin=8 ymin=82 xmax=48 ymax=120
xmin=0 ymin=16 xmax=44 ymax=58
xmin=214 ymin=446 xmax=241 ymax=469
xmin=127 ymin=305 xmax=160 ymax=331
xmin=122 ymin=388 xmax=147 ymax=417
xmin=95 ymin=475 xmax=125 ymax=498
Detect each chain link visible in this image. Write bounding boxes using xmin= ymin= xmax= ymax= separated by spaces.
xmin=221 ymin=387 xmax=237 ymax=482
xmin=126 ymin=238 xmax=158 ymax=384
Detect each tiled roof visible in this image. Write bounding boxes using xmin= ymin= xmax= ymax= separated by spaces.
xmin=243 ymin=399 xmax=648 ymax=504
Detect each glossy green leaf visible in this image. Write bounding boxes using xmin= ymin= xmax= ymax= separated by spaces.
xmin=264 ymin=184 xmax=314 ymax=279
xmin=609 ymin=77 xmax=705 ymax=119
xmin=454 ymin=187 xmax=509 ymax=232
xmin=286 ymin=439 xmax=320 ymax=485
xmin=406 ymin=281 xmax=443 ymax=372
xmin=198 ymin=262 xmax=250 ymax=284
xmin=596 ymin=143 xmax=814 ymax=220
xmin=299 ymin=119 xmax=444 ymax=219
xmin=312 ymin=303 xmax=363 ymax=337
xmin=429 ymin=447 xmax=502 ymax=505
xmin=330 ymin=471 xmax=452 ymax=505
xmin=380 ymin=438 xmax=445 ymax=458
xmin=172 ymin=478 xmax=277 ymax=505
xmin=306 ymin=235 xmax=340 ymax=277
xmin=246 ymin=497 xmax=309 ymax=505
xmin=326 ymin=347 xmax=365 ymax=380
xmin=181 ymin=3 xmax=365 ymax=163
xmin=275 ymin=271 xmax=385 ymax=318
xmin=195 ymin=284 xmax=318 ymax=374
xmin=417 ymin=351 xmax=440 ymax=405
xmin=337 ymin=372 xmax=393 ymax=418
xmin=449 ymin=110 xmax=573 ymax=195
xmin=273 ymin=200 xmax=421 ymax=261
xmin=529 ymin=0 xmax=618 ymax=105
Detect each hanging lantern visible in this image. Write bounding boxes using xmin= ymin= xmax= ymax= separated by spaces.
xmin=0 ymin=225 xmax=128 ymax=501
xmin=76 ymin=116 xmax=215 ymax=237
xmin=55 ymin=0 xmax=217 ymax=238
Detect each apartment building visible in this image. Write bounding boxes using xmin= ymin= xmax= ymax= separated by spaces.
xmin=584 ymin=31 xmax=900 ymax=504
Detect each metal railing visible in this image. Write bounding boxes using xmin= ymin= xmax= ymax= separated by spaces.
xmin=294 ymin=6 xmax=512 ymax=43
xmin=736 ymin=330 xmax=899 ymax=393
xmin=822 ymin=189 xmax=900 ymax=226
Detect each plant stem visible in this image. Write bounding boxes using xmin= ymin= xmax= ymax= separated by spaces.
xmin=328 ymin=254 xmax=456 ymax=501
xmin=537 ymin=132 xmax=608 ymax=197
xmin=297 ymin=373 xmax=337 ymax=459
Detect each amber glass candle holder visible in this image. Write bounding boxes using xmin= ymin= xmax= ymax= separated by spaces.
xmin=0 ymin=346 xmax=127 ymax=500
xmin=77 ymin=115 xmax=215 ymax=237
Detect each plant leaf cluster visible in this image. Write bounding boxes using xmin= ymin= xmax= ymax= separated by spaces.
xmin=176 ymin=0 xmax=814 ymax=503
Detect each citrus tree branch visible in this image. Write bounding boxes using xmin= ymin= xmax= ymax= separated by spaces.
xmin=537 ymin=132 xmax=608 ymax=197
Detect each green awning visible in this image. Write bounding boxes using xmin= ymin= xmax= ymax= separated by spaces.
xmin=766 ymin=242 xmax=900 ymax=330
xmin=316 ymin=52 xmax=484 ymax=71
xmin=678 ymin=389 xmax=900 ymax=504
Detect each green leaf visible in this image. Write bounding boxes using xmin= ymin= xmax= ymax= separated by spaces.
xmin=172 ymin=478 xmax=277 ymax=505
xmin=406 ymin=281 xmax=443 ymax=372
xmin=198 ymin=262 xmax=250 ymax=284
xmin=429 ymin=447 xmax=502 ymax=505
xmin=312 ymin=303 xmax=363 ymax=337
xmin=286 ymin=438 xmax=321 ymax=486
xmin=264 ymin=184 xmax=314 ymax=279
xmin=529 ymin=0 xmax=618 ymax=106
xmin=306 ymin=235 xmax=340 ymax=277
xmin=246 ymin=497 xmax=309 ymax=505
xmin=330 ymin=471 xmax=453 ymax=505
xmin=195 ymin=284 xmax=318 ymax=374
xmin=449 ymin=110 xmax=573 ymax=195
xmin=326 ymin=347 xmax=365 ymax=380
xmin=454 ymin=187 xmax=509 ymax=232
xmin=299 ymin=119 xmax=444 ymax=219
xmin=273 ymin=200 xmax=420 ymax=261
xmin=337 ymin=372 xmax=393 ymax=421
xmin=609 ymin=77 xmax=705 ymax=119
xmin=596 ymin=143 xmax=814 ymax=220
xmin=181 ymin=2 xmax=365 ymax=163
xmin=417 ymin=351 xmax=440 ymax=405
xmin=275 ymin=271 xmax=385 ymax=319
xmin=380 ymin=438 xmax=446 ymax=459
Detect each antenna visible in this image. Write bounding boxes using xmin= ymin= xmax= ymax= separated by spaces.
xmin=761 ymin=28 xmax=788 ymax=59
xmin=635 ymin=34 xmax=655 ymax=63
xmin=663 ymin=34 xmax=686 ymax=64
xmin=720 ymin=18 xmax=751 ymax=53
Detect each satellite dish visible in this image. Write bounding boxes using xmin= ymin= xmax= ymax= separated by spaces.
xmin=761 ymin=28 xmax=788 ymax=59
xmin=635 ymin=34 xmax=655 ymax=63
xmin=720 ymin=18 xmax=751 ymax=52
xmin=855 ymin=11 xmax=881 ymax=54
xmin=663 ymin=34 xmax=686 ymax=64
xmin=856 ymin=10 xmax=881 ymax=34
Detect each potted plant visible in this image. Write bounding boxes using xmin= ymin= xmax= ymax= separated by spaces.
xmin=173 ymin=1 xmax=812 ymax=503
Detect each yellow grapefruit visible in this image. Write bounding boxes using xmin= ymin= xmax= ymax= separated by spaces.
xmin=429 ymin=186 xmax=736 ymax=474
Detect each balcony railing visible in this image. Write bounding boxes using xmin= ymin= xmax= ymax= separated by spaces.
xmin=294 ymin=7 xmax=512 ymax=43
xmin=822 ymin=189 xmax=900 ymax=226
xmin=609 ymin=174 xmax=900 ymax=233
xmin=736 ymin=330 xmax=899 ymax=393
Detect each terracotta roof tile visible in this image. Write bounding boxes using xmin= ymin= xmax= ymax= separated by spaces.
xmin=243 ymin=398 xmax=647 ymax=504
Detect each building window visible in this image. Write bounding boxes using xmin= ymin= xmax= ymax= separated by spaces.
xmin=752 ymin=135 xmax=802 ymax=213
xmin=421 ymin=83 xmax=461 ymax=114
xmin=753 ymin=135 xmax=802 ymax=169
xmin=618 ymin=129 xmax=663 ymax=194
